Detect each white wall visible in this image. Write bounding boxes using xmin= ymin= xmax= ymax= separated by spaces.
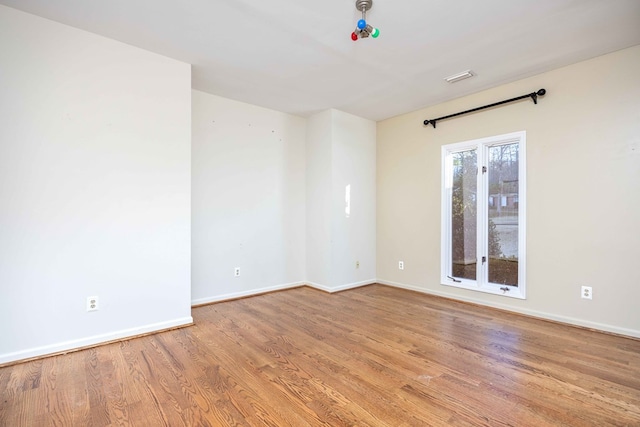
xmin=377 ymin=45 xmax=640 ymax=337
xmin=191 ymin=90 xmax=307 ymax=304
xmin=192 ymin=101 xmax=376 ymax=301
xmin=306 ymin=110 xmax=377 ymax=291
xmin=0 ymin=6 xmax=192 ymax=364
xmin=330 ymin=110 xmax=377 ymax=288
xmin=305 ymin=111 xmax=333 ymax=287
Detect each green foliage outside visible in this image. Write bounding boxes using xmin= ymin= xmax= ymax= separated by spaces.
xmin=451 ymin=151 xmax=502 ymax=265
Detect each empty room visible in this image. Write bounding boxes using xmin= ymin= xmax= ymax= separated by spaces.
xmin=1 ymin=1 xmax=640 ymax=426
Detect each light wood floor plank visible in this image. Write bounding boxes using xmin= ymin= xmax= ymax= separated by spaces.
xmin=1 ymin=284 xmax=640 ymax=426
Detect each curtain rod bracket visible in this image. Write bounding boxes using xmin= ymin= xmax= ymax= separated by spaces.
xmin=422 ymin=88 xmax=546 ymax=128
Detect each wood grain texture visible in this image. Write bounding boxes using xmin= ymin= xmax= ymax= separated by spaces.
xmin=1 ymin=284 xmax=639 ymax=426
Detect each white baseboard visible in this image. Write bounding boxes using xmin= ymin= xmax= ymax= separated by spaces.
xmin=377 ymin=279 xmax=640 ymax=339
xmin=0 ymin=316 xmax=193 ymax=365
xmin=306 ymin=279 xmax=376 ymax=293
xmin=191 ymin=281 xmax=305 ymax=306
xmin=191 ymin=279 xmax=375 ymax=306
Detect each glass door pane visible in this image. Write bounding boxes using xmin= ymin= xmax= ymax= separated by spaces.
xmin=487 ymin=143 xmax=519 ymax=286
xmin=451 ymin=149 xmax=477 ymax=280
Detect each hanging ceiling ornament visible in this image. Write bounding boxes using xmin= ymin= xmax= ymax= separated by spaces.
xmin=351 ymin=0 xmax=380 ymax=41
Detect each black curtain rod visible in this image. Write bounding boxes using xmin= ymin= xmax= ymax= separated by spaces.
xmin=423 ymin=88 xmax=546 ymax=128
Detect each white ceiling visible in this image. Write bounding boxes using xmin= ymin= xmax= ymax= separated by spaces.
xmin=2 ymin=0 xmax=640 ymax=121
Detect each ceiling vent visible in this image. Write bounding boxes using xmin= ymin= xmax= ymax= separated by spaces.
xmin=444 ymin=70 xmax=474 ymax=83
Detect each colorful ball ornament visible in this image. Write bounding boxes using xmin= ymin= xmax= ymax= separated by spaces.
xmin=357 ymin=19 xmax=367 ymax=30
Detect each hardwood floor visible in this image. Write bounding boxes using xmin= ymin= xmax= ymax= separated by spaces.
xmin=2 ymin=284 xmax=640 ymax=426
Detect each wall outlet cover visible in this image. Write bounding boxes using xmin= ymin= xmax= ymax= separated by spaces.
xmin=87 ymin=296 xmax=99 ymax=312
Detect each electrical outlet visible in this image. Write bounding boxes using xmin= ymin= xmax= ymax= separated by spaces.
xmin=581 ymin=286 xmax=592 ymax=300
xmin=87 ymin=296 xmax=99 ymax=312
xmin=234 ymin=267 xmax=241 ymax=277
xmin=356 ymin=261 xmax=360 ymax=269
xmin=398 ymin=261 xmax=404 ymax=270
